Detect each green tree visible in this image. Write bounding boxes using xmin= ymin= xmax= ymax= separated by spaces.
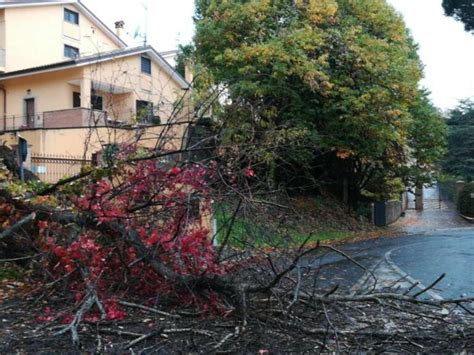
xmin=443 ymin=0 xmax=474 ymax=32
xmin=401 ymin=90 xmax=447 ymax=188
xmin=443 ymin=100 xmax=474 ymax=179
xmin=175 ymin=44 xmax=195 ymax=79
xmin=194 ymin=0 xmax=445 ymax=201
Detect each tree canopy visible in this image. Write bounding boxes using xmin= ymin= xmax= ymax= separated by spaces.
xmin=443 ymin=0 xmax=474 ymax=32
xmin=175 ymin=44 xmax=194 ymax=79
xmin=443 ymin=100 xmax=474 ymax=179
xmin=193 ymin=0 xmax=446 ymax=201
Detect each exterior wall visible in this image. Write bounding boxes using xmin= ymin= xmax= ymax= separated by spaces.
xmin=3 ymin=4 xmax=120 ymax=72
xmin=0 ymin=9 xmax=5 ymax=71
xmin=63 ymin=4 xmax=119 ymax=57
xmin=2 ymin=53 xmax=188 ymax=129
xmin=1 ymin=125 xmax=185 ymax=159
xmin=2 ymin=68 xmax=84 ymax=129
xmin=0 ymin=56 xmax=188 ymax=157
xmin=86 ymin=54 xmax=187 ymax=122
xmin=104 ymin=93 xmax=132 ymax=122
xmin=5 ymin=6 xmax=63 ymax=72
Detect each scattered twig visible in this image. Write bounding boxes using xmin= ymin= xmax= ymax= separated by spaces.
xmin=118 ymin=300 xmax=181 ymax=319
xmin=162 ymin=328 xmax=216 ymax=337
xmin=54 ymin=295 xmax=96 ymax=345
xmin=403 ymin=281 xmax=420 ymax=295
xmin=125 ymin=328 xmax=163 ymax=349
xmin=212 ymin=326 xmax=241 ymax=350
xmin=412 ymin=273 xmax=446 ymax=299
xmin=99 ymin=328 xmax=143 ymax=337
xmin=0 ymin=253 xmax=42 ymax=262
xmin=287 ymin=266 xmax=302 ymax=310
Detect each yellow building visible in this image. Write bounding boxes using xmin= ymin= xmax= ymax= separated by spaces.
xmin=0 ymin=0 xmax=191 ymax=182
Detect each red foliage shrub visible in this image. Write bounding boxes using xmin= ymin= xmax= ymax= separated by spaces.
xmin=38 ymin=146 xmax=225 ymax=319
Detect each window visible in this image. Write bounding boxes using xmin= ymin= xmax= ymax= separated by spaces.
xmin=141 ymin=56 xmax=151 ymax=74
xmin=136 ymin=100 xmax=155 ymax=122
xmin=73 ymin=92 xmax=81 ymax=108
xmin=64 ymin=8 xmax=79 ymax=25
xmin=64 ymin=45 xmax=79 ymax=58
xmin=91 ymin=94 xmax=103 ymax=111
xmin=91 ymin=152 xmax=99 ymax=167
xmin=25 ymin=98 xmax=35 ymax=128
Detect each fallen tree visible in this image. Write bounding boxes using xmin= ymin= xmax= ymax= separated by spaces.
xmin=0 ymin=144 xmax=473 ymax=352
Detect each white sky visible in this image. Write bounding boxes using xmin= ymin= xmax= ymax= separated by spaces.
xmin=82 ymin=0 xmax=474 ymax=110
xmin=81 ymin=0 xmax=196 ymax=52
xmin=387 ymin=0 xmax=474 ymax=110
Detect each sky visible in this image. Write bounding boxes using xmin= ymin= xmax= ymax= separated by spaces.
xmin=387 ymin=0 xmax=474 ymax=110
xmin=81 ymin=0 xmax=196 ymax=52
xmin=82 ymin=0 xmax=474 ymax=111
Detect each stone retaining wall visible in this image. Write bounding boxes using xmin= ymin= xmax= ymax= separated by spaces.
xmin=373 ymin=200 xmax=402 ymax=226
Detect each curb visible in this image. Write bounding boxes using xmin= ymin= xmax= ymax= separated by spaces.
xmin=351 ymin=247 xmax=443 ymax=301
xmin=384 ymin=249 xmax=443 ymax=301
xmin=460 ymin=214 xmax=474 ymax=224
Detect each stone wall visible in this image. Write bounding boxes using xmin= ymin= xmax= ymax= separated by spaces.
xmin=373 ymin=200 xmax=402 ymax=226
xmin=385 ymin=201 xmax=402 ymax=225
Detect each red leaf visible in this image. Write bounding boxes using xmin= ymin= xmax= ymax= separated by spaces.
xmin=38 ymin=220 xmax=48 ymax=231
xmin=245 ymin=167 xmax=255 ymax=178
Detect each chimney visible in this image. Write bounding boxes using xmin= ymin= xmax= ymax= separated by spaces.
xmin=115 ymin=20 xmax=125 ymax=38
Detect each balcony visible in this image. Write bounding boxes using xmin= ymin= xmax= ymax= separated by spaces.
xmin=2 ymin=108 xmax=114 ymax=131
xmin=43 ymin=108 xmax=107 ymax=129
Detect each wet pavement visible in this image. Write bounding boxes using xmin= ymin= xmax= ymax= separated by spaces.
xmin=390 ymin=208 xmax=472 ymax=233
xmin=392 ymin=186 xmax=473 ymax=233
xmin=342 ymin=231 xmax=474 ymax=298
xmin=308 ymin=186 xmax=474 ymax=304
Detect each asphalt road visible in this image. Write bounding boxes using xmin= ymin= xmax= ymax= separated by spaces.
xmin=389 ymin=230 xmax=474 ymax=299
xmin=302 ymin=183 xmax=474 ymax=305
xmin=304 ymin=228 xmax=474 ymax=306
xmin=342 ymin=231 xmax=474 ymax=298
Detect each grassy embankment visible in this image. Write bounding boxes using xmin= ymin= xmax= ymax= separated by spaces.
xmin=214 ymin=195 xmax=374 ymax=248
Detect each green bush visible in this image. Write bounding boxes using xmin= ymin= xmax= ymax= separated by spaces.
xmin=457 ymin=182 xmax=474 ymax=217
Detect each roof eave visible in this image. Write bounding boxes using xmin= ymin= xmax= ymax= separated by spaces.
xmin=146 ymin=47 xmax=190 ymax=89
xmin=0 ymin=47 xmax=191 ymax=89
xmin=0 ymin=1 xmax=75 ymax=8
xmin=0 ymin=1 xmax=127 ymax=49
xmin=73 ymin=1 xmax=127 ymax=48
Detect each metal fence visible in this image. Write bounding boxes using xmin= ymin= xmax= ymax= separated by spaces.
xmin=439 ymin=181 xmax=457 ymax=204
xmin=30 ymin=154 xmax=92 ymax=184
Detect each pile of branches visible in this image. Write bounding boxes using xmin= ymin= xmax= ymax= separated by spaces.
xmin=0 ymin=144 xmax=473 ymax=352
xmin=1 ymin=252 xmax=473 ymax=352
